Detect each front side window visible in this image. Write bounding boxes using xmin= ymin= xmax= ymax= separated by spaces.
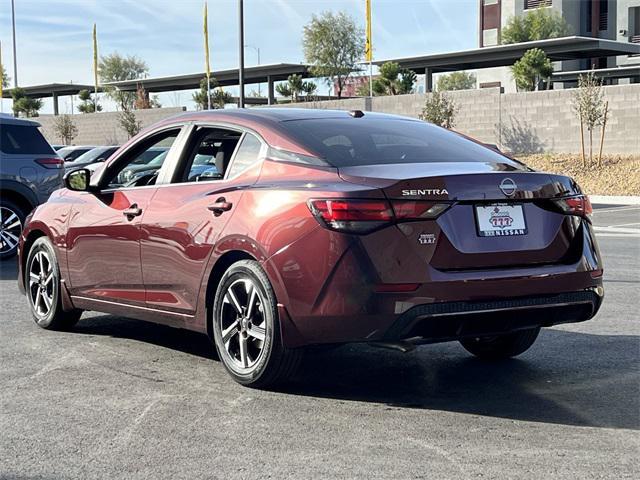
xmin=104 ymin=129 xmax=179 ymax=188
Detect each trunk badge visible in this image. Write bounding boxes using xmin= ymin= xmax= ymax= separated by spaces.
xmin=499 ymin=178 xmax=517 ymax=197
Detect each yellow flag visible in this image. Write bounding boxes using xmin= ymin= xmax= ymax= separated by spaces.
xmin=93 ymin=23 xmax=98 ymax=100
xmin=0 ymin=41 xmax=3 ymax=102
xmin=204 ymin=1 xmax=211 ymax=80
xmin=365 ymin=0 xmax=372 ymax=62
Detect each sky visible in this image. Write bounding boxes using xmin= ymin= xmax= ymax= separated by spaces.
xmin=0 ymin=0 xmax=479 ymax=114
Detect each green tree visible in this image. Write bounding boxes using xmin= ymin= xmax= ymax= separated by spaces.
xmin=501 ymin=8 xmax=571 ymax=44
xmin=356 ymin=63 xmax=416 ymax=97
xmin=420 ymin=91 xmax=457 ymax=129
xmin=437 ymin=71 xmax=476 ymax=91
xmin=510 ymin=48 xmax=553 ymax=91
xmin=1 ymin=64 xmax=9 ymax=88
xmin=98 ymin=53 xmax=148 ymax=111
xmin=11 ymin=87 xmax=43 ymax=117
xmin=118 ymin=109 xmax=141 ymax=138
xmin=572 ymin=71 xmax=606 ymax=167
xmin=275 ymin=74 xmax=317 ymax=102
xmin=77 ymin=89 xmax=102 ymax=113
xmin=192 ymin=77 xmax=233 ymax=110
xmin=53 ymin=114 xmax=78 ymax=145
xmin=303 ymin=11 xmax=365 ymax=99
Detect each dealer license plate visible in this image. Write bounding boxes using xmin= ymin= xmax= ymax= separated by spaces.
xmin=475 ymin=204 xmax=527 ymax=237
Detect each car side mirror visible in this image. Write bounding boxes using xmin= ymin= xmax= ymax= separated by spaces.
xmin=65 ymin=168 xmax=91 ymax=191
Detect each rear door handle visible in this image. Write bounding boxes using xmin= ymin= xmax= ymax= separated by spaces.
xmin=208 ymin=198 xmax=233 ymax=217
xmin=123 ymin=204 xmax=142 ymax=219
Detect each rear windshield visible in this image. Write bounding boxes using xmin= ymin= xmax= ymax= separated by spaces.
xmin=279 ymin=117 xmax=518 ymax=168
xmin=0 ymin=124 xmax=55 ymax=155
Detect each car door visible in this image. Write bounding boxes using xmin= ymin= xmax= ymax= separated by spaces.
xmin=139 ymin=125 xmax=266 ymax=317
xmin=65 ymin=126 xmax=187 ymax=305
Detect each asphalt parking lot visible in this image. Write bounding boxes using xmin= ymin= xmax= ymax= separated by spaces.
xmin=1 ymin=205 xmax=638 ymax=479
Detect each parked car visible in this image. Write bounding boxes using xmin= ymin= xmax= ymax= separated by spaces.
xmin=17 ymin=109 xmax=604 ymax=388
xmin=57 ymin=145 xmax=97 ymax=162
xmin=63 ymin=146 xmax=118 ymax=173
xmin=0 ymin=114 xmax=63 ymax=259
xmin=51 ymin=145 xmax=65 ymax=151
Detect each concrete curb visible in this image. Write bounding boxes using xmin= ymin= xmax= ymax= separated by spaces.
xmin=589 ymin=195 xmax=640 ymax=206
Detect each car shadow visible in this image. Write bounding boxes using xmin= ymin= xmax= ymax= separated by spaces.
xmin=0 ymin=258 xmax=18 ymax=281
xmin=72 ymin=315 xmax=638 ymax=430
xmin=74 ymin=315 xmax=217 ymax=361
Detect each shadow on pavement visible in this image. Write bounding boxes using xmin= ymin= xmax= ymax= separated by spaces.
xmin=0 ymin=258 xmax=18 ymax=281
xmin=74 ymin=315 xmax=217 ymax=360
xmin=71 ymin=314 xmax=638 ymax=430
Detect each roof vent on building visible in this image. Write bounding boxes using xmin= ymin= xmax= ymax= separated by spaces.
xmin=348 ymin=110 xmax=365 ymax=118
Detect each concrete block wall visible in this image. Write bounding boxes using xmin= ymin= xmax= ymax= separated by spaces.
xmin=274 ymin=84 xmax=640 ymax=154
xmin=38 ymin=107 xmax=186 ymax=146
xmin=36 ymin=85 xmax=639 ymax=154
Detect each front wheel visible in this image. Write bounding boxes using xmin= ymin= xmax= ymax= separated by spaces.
xmin=211 ymin=260 xmax=302 ymax=388
xmin=459 ymin=327 xmax=540 ymax=360
xmin=26 ymin=237 xmax=83 ymax=330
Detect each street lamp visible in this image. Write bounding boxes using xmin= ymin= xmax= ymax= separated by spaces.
xmin=244 ymin=44 xmax=261 ymax=96
xmin=238 ymin=0 xmax=245 ymax=108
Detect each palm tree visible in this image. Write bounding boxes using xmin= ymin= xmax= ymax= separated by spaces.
xmin=276 ymin=74 xmax=317 ymax=103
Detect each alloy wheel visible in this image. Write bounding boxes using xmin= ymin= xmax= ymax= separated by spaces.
xmin=29 ymin=250 xmax=56 ymax=318
xmin=0 ymin=206 xmax=23 ymax=255
xmin=219 ymin=278 xmax=267 ymax=371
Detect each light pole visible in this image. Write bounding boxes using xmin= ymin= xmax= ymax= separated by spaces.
xmin=238 ymin=0 xmax=245 ymax=108
xmin=244 ymin=44 xmax=260 ymax=96
xmin=11 ymin=0 xmax=18 ymax=87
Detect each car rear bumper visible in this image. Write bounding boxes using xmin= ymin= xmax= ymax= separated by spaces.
xmin=267 ymin=222 xmax=604 ymax=348
xmin=382 ymin=289 xmax=602 ymax=343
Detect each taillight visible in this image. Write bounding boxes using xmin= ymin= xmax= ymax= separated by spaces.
xmin=35 ymin=157 xmax=63 ymax=169
xmin=553 ymin=195 xmax=593 ymax=219
xmin=391 ymin=201 xmax=450 ymax=220
xmin=308 ymin=199 xmax=393 ymax=234
xmin=308 ymin=199 xmax=450 ymax=234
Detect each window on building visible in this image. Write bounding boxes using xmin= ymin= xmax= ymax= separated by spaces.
xmin=631 ymin=6 xmax=640 ymax=42
xmin=483 ymin=28 xmax=499 ymax=46
xmin=587 ymin=0 xmax=609 ymax=32
xmin=524 ymin=0 xmax=552 ymax=10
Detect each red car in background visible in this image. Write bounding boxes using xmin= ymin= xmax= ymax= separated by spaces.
xmin=17 ymin=109 xmax=603 ymax=388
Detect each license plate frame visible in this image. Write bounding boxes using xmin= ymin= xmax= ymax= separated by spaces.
xmin=475 ymin=203 xmax=527 ymax=237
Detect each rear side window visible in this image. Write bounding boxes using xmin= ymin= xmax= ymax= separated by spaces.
xmin=227 ymin=133 xmax=262 ymax=178
xmin=279 ymin=117 xmax=520 ymax=168
xmin=0 ymin=124 xmax=54 ymax=155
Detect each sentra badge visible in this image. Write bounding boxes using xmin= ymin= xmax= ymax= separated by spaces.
xmin=402 ymin=189 xmax=449 ymax=196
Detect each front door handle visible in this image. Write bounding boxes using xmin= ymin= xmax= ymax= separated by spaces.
xmin=208 ymin=197 xmax=233 ymax=217
xmin=123 ymin=204 xmax=142 ymax=220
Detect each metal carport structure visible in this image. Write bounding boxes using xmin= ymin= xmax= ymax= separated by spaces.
xmin=372 ymin=36 xmax=640 ymax=91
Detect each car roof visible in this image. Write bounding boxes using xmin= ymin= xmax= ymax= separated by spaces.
xmin=167 ymin=108 xmax=417 ymax=126
xmin=0 ymin=113 xmax=41 ymax=127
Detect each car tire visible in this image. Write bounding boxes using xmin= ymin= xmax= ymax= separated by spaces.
xmin=459 ymin=327 xmax=540 ymax=360
xmin=212 ymin=259 xmax=302 ymax=388
xmin=26 ymin=237 xmax=83 ymax=330
xmin=0 ymin=199 xmax=27 ymax=260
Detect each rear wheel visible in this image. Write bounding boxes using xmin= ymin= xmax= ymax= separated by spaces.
xmin=0 ymin=200 xmax=26 ymax=259
xmin=211 ymin=260 xmax=302 ymax=388
xmin=26 ymin=237 xmax=83 ymax=330
xmin=460 ymin=327 xmax=540 ymax=360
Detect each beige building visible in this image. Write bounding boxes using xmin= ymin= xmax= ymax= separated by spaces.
xmin=475 ymin=0 xmax=640 ymax=91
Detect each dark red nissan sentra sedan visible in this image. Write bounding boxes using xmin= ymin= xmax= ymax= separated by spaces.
xmin=17 ymin=109 xmax=604 ymax=387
